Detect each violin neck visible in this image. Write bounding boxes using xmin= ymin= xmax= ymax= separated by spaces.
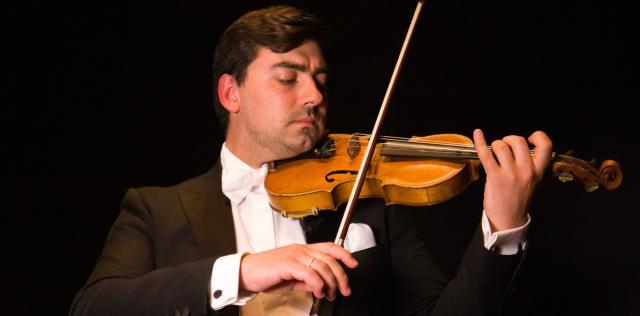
xmin=379 ymin=139 xmax=539 ymax=160
xmin=380 ymin=140 xmax=480 ymax=160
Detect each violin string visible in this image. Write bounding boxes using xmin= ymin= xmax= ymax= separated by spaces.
xmin=345 ymin=136 xmax=536 ymax=156
xmin=350 ymin=136 xmax=477 ymax=151
xmin=352 ymin=133 xmax=538 ymax=152
xmin=352 ymin=133 xmax=477 ymax=149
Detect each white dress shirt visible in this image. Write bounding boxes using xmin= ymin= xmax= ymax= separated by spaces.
xmin=209 ymin=143 xmax=529 ymax=311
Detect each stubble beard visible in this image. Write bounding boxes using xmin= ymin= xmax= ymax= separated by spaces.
xmin=248 ymin=116 xmax=325 ymax=161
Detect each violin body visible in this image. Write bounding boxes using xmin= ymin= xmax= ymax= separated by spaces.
xmin=265 ymin=133 xmax=481 ymax=218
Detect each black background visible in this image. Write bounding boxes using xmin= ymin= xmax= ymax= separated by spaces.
xmin=9 ymin=0 xmax=638 ymax=315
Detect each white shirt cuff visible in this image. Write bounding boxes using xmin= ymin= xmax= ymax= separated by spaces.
xmin=481 ymin=211 xmax=530 ymax=255
xmin=209 ymin=253 xmax=257 ymax=310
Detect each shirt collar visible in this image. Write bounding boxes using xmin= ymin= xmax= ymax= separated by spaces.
xmin=220 ymin=142 xmax=269 ymax=204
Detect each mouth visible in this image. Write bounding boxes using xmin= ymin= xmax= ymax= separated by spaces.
xmin=291 ymin=116 xmax=317 ymax=127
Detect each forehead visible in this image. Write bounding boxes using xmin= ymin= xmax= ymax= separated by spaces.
xmin=250 ymin=40 xmax=327 ymax=71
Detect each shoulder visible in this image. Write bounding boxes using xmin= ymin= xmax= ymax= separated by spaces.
xmin=122 ymin=161 xmax=222 ymax=211
xmin=139 ymin=161 xmax=221 ymax=194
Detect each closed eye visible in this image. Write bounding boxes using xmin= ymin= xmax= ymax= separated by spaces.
xmin=278 ymin=78 xmax=297 ymax=85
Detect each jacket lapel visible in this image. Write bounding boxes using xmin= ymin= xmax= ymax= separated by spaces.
xmin=178 ymin=161 xmax=237 ymax=258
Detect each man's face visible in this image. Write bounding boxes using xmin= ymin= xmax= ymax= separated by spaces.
xmin=233 ymin=40 xmax=328 ymax=160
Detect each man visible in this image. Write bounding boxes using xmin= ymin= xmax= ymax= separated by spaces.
xmin=70 ymin=5 xmax=552 ymax=315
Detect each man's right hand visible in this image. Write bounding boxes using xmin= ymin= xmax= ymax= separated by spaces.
xmin=238 ymin=243 xmax=358 ymax=301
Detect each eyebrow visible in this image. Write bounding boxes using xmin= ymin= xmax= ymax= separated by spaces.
xmin=271 ymin=61 xmax=329 ymax=76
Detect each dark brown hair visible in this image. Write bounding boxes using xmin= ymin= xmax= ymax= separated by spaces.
xmin=212 ymin=5 xmax=329 ymax=131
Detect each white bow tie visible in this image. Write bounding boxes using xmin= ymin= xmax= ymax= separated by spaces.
xmin=222 ymin=166 xmax=268 ymax=205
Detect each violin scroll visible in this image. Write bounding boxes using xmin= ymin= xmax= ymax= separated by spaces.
xmin=551 ymin=153 xmax=622 ymax=192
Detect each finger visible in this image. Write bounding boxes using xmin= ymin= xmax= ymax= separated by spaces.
xmin=473 ymin=129 xmax=498 ymax=174
xmin=300 ymin=255 xmax=338 ymax=300
xmin=307 ymin=243 xmax=356 ymax=298
xmin=502 ymin=135 xmax=532 ymax=167
xmin=528 ymin=130 xmax=553 ymax=176
xmin=491 ymin=140 xmax=515 ymax=169
xmin=304 ymin=250 xmax=352 ymax=298
xmin=307 ymin=242 xmax=358 ymax=269
xmin=286 ymin=266 xmax=326 ymax=299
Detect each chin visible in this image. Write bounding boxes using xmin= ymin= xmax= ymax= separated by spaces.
xmin=301 ymin=128 xmax=324 ymax=149
xmin=293 ymin=136 xmax=316 ymax=154
xmin=283 ymin=132 xmax=320 ymax=157
xmin=273 ymin=125 xmax=322 ymax=158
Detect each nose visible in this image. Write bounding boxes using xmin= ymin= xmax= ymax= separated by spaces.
xmin=301 ymin=77 xmax=325 ymax=108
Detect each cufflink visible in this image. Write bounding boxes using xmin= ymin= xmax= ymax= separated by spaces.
xmin=213 ymin=289 xmax=222 ymax=299
xmin=490 ymin=245 xmax=500 ymax=253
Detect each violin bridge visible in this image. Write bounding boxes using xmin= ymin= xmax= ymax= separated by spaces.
xmin=347 ymin=134 xmax=361 ymax=160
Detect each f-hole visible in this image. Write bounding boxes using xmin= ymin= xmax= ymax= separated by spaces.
xmin=325 ymin=170 xmax=358 ymax=182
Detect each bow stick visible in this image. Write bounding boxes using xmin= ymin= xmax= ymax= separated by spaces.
xmin=310 ymin=1 xmax=426 ymax=314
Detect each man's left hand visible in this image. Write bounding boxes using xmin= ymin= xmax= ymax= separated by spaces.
xmin=473 ymin=129 xmax=553 ymax=232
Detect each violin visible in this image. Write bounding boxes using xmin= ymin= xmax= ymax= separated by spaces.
xmin=265 ymin=133 xmax=623 ymax=218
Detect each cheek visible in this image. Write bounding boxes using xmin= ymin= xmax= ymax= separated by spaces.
xmin=244 ymin=81 xmax=300 ymax=124
xmin=255 ymin=83 xmax=291 ymax=107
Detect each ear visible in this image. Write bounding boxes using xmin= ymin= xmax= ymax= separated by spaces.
xmin=217 ymin=74 xmax=240 ymax=113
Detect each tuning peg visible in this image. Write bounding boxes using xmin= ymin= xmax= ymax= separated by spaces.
xmin=584 ymin=182 xmax=599 ymax=192
xmin=558 ymin=171 xmax=574 ymax=183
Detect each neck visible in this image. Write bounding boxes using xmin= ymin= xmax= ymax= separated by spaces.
xmin=224 ymin=140 xmax=267 ymax=169
xmin=224 ymin=123 xmax=273 ymax=169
